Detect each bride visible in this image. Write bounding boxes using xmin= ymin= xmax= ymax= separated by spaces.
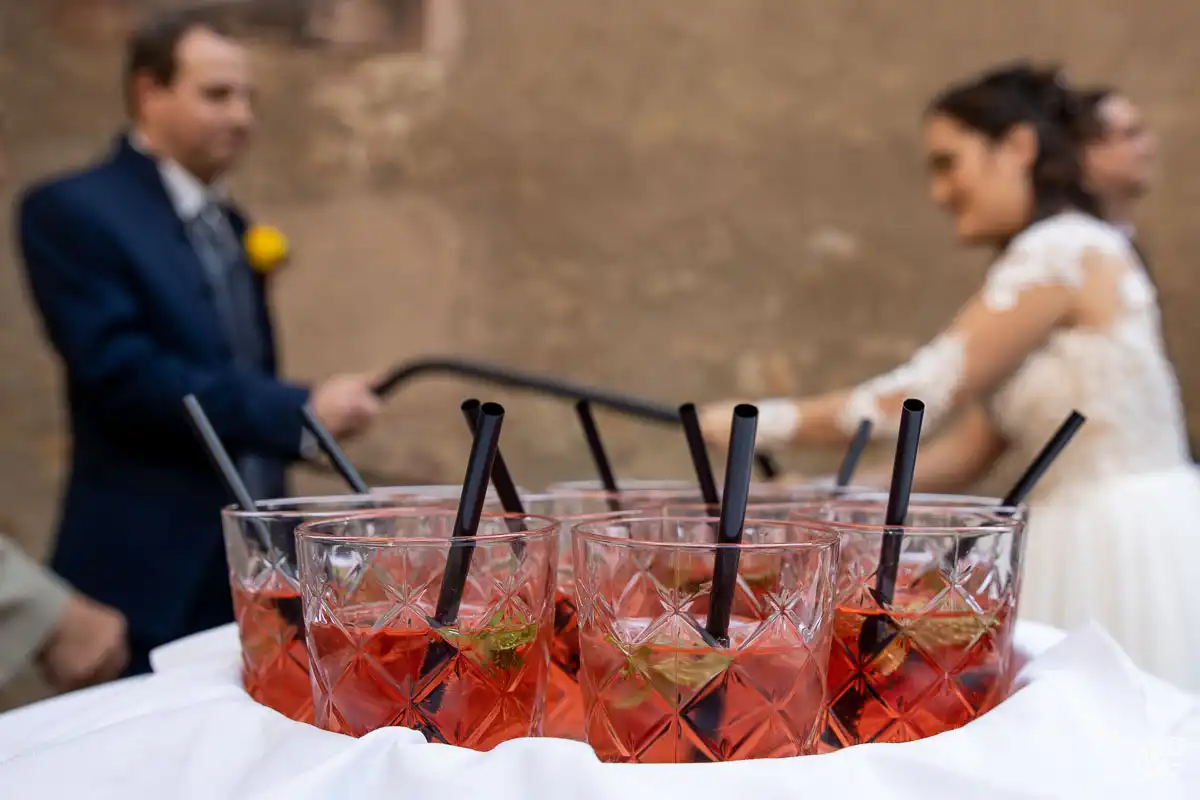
xmin=700 ymin=63 xmax=1200 ymax=693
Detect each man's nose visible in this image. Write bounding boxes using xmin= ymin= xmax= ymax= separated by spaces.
xmin=227 ymin=94 xmax=254 ymax=129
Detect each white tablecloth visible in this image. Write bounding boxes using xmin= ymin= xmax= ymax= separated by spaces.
xmin=0 ymin=622 xmax=1196 ymax=799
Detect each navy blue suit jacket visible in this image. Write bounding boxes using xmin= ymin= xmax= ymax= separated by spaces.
xmin=17 ymin=136 xmax=309 ymax=646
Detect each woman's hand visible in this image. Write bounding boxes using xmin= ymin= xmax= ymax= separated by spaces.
xmin=700 ymin=398 xmax=804 ymax=451
xmin=697 ymin=400 xmax=742 ymax=450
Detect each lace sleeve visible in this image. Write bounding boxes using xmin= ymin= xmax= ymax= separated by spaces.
xmin=839 ymin=332 xmax=968 ymax=436
xmin=821 ymin=214 xmax=1124 ymax=439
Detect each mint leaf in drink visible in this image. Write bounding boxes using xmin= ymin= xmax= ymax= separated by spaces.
xmin=908 ymin=612 xmax=997 ymax=652
xmin=741 ymin=564 xmax=779 ymax=592
xmin=609 ymin=634 xmax=735 ymax=703
xmin=485 ymin=622 xmax=540 ymax=670
xmin=438 ymin=608 xmax=540 ymax=673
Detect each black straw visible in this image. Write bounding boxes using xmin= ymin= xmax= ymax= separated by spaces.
xmin=183 ymin=395 xmax=305 ymax=634
xmin=679 ymin=403 xmax=720 ymax=511
xmin=300 ymin=405 xmax=371 ymax=494
xmin=184 ymin=395 xmax=258 ymax=512
xmin=874 ymin=399 xmax=924 ymax=606
xmin=689 ymin=403 xmax=758 ymax=761
xmin=705 ymin=404 xmax=759 ymax=644
xmin=435 ymin=401 xmax=505 ymax=625
xmin=836 ymin=420 xmax=874 ymax=489
xmin=461 ymin=399 xmax=526 ymax=541
xmin=1003 ymin=411 xmax=1086 ymax=506
xmin=416 ymin=402 xmax=505 ymax=739
xmin=755 ymin=452 xmax=780 ymax=480
xmin=833 ymin=400 xmax=923 ymax=749
xmin=574 ymin=400 xmax=621 ymax=512
xmin=949 ymin=410 xmax=1086 ymax=566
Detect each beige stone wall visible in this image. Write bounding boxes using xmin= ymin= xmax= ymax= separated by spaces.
xmin=2 ymin=0 xmax=1197 ymax=568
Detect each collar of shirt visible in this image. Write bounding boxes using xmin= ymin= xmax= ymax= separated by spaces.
xmin=130 ymin=131 xmax=226 ymax=221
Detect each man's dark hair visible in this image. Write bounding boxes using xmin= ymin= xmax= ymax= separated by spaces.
xmin=124 ymin=8 xmax=235 ymax=117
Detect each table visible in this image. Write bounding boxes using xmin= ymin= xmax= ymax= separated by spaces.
xmin=0 ymin=622 xmax=1195 ymax=799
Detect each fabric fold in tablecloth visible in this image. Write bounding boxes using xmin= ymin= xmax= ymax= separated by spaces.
xmin=0 ymin=622 xmax=1196 ymax=799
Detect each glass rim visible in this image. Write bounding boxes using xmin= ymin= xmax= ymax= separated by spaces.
xmin=518 ymin=494 xmax=650 ymax=523
xmin=545 ymin=479 xmax=695 ymax=491
xmin=545 ymin=478 xmax=849 ymax=491
xmin=572 ymin=514 xmax=842 ymax=552
xmin=523 ymin=489 xmax=688 ymax=501
xmin=372 ymin=483 xmax=521 ymax=497
xmin=823 ymin=490 xmax=1025 ymax=512
xmin=221 ymin=494 xmax=448 ymax=521
xmin=295 ymin=509 xmax=561 ymax=547
xmin=790 ymin=499 xmax=1023 ymax=536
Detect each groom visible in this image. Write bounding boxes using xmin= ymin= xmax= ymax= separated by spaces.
xmin=1080 ymin=88 xmax=1197 ymax=459
xmin=17 ymin=9 xmax=382 ymax=675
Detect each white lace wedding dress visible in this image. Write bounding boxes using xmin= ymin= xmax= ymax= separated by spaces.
xmin=800 ymin=210 xmax=1200 ymax=692
xmin=982 ymin=213 xmax=1200 ymax=693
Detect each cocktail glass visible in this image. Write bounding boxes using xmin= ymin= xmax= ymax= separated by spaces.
xmin=222 ymin=494 xmax=444 ymax=723
xmin=572 ymin=514 xmax=839 ymax=762
xmin=521 ymin=492 xmax=686 ymax=741
xmin=791 ymin=499 xmax=1025 ymax=749
xmin=296 ymin=510 xmax=558 ymax=748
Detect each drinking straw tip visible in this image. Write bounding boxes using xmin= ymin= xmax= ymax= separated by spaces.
xmin=733 ymin=403 xmax=758 ymax=419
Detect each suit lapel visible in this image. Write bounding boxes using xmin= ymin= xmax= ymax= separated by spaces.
xmin=108 ymin=135 xmax=237 ymax=359
xmin=108 ymin=134 xmax=277 ymax=373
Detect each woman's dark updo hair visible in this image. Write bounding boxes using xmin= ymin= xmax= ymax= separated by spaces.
xmin=1077 ymin=86 xmax=1116 ymax=143
xmin=928 ymin=62 xmax=1101 ymax=224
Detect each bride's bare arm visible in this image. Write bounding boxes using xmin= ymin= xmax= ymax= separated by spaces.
xmin=696 ymin=224 xmax=1154 ymax=451
xmin=701 ymin=276 xmax=1074 ymax=448
xmin=806 ymin=278 xmax=1071 ymax=443
xmin=854 ymin=404 xmax=1008 ymax=493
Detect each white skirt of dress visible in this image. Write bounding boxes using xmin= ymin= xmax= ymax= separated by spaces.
xmin=1018 ymin=465 xmax=1200 ymax=693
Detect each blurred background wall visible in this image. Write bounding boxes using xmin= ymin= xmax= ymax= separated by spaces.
xmin=2 ymin=0 xmax=1197 ymax=562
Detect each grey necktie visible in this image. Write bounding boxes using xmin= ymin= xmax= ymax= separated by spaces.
xmin=187 ymin=203 xmax=265 ymax=370
xmin=186 ymin=202 xmax=275 ymax=496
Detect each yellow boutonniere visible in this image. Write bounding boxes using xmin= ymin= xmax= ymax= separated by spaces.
xmin=244 ymin=224 xmax=290 ymax=274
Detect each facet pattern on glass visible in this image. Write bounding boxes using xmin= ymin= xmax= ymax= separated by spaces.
xmin=526 ymin=492 xmax=691 ymax=741
xmin=224 ymin=513 xmax=312 ymax=723
xmin=300 ymin=514 xmax=556 ymax=749
xmin=820 ymin=508 xmax=1022 ymax=749
xmin=575 ymin=517 xmax=837 ymax=763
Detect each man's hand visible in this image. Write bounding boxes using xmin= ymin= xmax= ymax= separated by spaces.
xmin=39 ymin=594 xmax=129 ymax=692
xmin=311 ymin=373 xmax=382 ymax=439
